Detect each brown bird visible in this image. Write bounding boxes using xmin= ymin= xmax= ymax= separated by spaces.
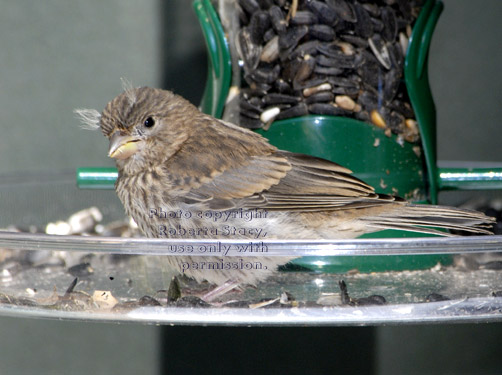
xmin=76 ymin=87 xmax=494 ymax=286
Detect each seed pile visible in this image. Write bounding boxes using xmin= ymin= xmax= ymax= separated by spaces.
xmin=231 ymin=0 xmax=423 ymax=142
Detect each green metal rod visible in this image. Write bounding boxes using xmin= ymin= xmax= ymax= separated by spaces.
xmin=438 ymin=167 xmax=502 ymax=191
xmin=77 ymin=167 xmax=117 ymax=189
xmin=76 ymin=166 xmax=502 ymax=192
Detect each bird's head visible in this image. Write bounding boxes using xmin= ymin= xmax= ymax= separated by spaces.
xmin=76 ymin=87 xmax=199 ymax=174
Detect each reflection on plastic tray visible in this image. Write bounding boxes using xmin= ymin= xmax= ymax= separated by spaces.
xmin=1 ymin=231 xmax=502 ymax=325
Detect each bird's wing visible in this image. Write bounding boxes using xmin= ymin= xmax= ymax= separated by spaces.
xmin=180 ymin=152 xmax=291 ymax=210
xmin=252 ymin=150 xmax=404 ymax=210
xmin=181 ymin=148 xmax=398 ymax=211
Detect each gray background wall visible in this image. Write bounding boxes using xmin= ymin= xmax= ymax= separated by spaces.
xmin=0 ymin=1 xmax=501 ymax=374
xmin=431 ymin=0 xmax=502 ymax=163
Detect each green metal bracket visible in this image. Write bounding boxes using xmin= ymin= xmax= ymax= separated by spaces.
xmin=193 ymin=0 xmax=232 ymax=118
xmin=404 ymin=0 xmax=443 ymax=203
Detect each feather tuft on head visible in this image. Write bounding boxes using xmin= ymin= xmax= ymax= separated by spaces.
xmin=120 ymin=77 xmax=137 ymax=106
xmin=74 ymin=108 xmax=101 ymax=130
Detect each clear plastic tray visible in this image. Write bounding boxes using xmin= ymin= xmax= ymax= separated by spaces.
xmin=2 ymin=231 xmax=502 ymax=325
xmin=1 ymin=171 xmax=502 ymax=326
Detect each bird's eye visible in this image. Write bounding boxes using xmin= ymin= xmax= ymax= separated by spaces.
xmin=144 ymin=117 xmax=155 ymax=128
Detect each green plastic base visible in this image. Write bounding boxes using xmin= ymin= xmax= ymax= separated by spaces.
xmin=257 ymin=116 xmax=427 ymax=200
xmin=290 ymin=230 xmax=451 ymax=273
xmin=292 ymin=253 xmax=452 ymax=273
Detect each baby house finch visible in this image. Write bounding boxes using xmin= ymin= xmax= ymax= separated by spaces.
xmin=76 ymin=87 xmax=494 ymax=285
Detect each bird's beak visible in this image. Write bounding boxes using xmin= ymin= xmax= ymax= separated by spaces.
xmin=108 ymin=132 xmax=141 ymax=160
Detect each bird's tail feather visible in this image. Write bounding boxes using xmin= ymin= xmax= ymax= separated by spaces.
xmin=363 ymin=204 xmax=495 ymax=236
